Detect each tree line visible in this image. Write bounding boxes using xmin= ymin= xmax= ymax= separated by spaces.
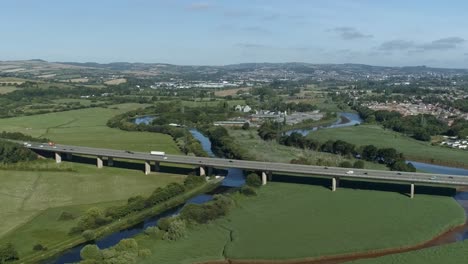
xmin=354 ymin=106 xmax=448 ymax=141
xmin=0 ymin=140 xmax=37 ymax=164
xmin=258 ymin=123 xmax=415 ymax=172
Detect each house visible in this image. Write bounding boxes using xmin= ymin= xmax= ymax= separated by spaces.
xmin=234 ymin=105 xmax=253 ymax=113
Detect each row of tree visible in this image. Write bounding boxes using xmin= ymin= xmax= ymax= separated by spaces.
xmin=71 ymin=176 xmax=205 ymax=235
xmin=0 ymin=140 xmax=37 ymax=164
xmin=257 ymin=123 xmax=415 ymax=171
xmin=354 ymin=106 xmax=448 ymax=141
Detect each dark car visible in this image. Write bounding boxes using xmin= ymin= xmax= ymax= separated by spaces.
xmin=397 ymin=172 xmax=402 ymax=175
xmin=125 ymin=150 xmax=134 ymax=154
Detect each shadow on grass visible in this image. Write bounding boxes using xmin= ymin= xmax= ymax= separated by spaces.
xmin=271 ymin=174 xmax=456 ymax=197
xmin=34 ymin=150 xmax=196 ymax=175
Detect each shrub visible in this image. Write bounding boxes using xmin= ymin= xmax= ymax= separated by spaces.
xmin=183 ymin=175 xmax=206 ymax=189
xmin=157 ymin=216 xmax=174 ymax=232
xmin=240 ymin=186 xmax=257 ymax=196
xmin=138 ymin=249 xmax=152 ymax=258
xmin=33 ymin=244 xmax=47 ymax=251
xmin=162 ymin=219 xmax=187 ymax=241
xmin=180 ymin=195 xmax=233 ymax=224
xmin=0 ymin=243 xmax=19 ymax=263
xmin=339 ymin=161 xmax=353 ymax=168
xmin=144 ymin=226 xmax=163 ymax=239
xmin=58 ymin=211 xmax=76 ymax=221
xmin=80 ymin=244 xmax=102 ymax=260
xmin=246 ymin=173 xmax=262 ymax=187
xmin=114 ymin=239 xmax=139 ymax=253
xmin=82 ymin=230 xmax=96 ymax=240
xmin=353 ymin=160 xmax=365 ymax=169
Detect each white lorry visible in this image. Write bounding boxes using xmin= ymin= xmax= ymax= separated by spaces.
xmin=150 ymin=151 xmax=166 ymax=156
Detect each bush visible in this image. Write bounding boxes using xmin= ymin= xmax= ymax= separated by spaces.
xmin=144 ymin=226 xmax=163 ymax=239
xmin=33 ymin=244 xmax=47 ymax=251
xmin=0 ymin=243 xmax=19 ymax=262
xmin=246 ymin=173 xmax=262 ymax=187
xmin=157 ymin=216 xmax=174 ymax=232
xmin=58 ymin=211 xmax=76 ymax=221
xmin=180 ymin=195 xmax=233 ymax=224
xmin=339 ymin=161 xmax=353 ymax=168
xmin=138 ymin=249 xmax=152 ymax=258
xmin=82 ymin=230 xmax=96 ymax=240
xmin=162 ymin=219 xmax=187 ymax=241
xmin=114 ymin=239 xmax=139 ymax=253
xmin=80 ymin=244 xmax=102 ymax=260
xmin=240 ymin=186 xmax=257 ymax=196
xmin=183 ymin=175 xmax=206 ymax=189
xmin=353 ymin=160 xmax=365 ymax=169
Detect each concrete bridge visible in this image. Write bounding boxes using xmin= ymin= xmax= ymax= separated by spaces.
xmin=25 ymin=142 xmax=468 ymax=198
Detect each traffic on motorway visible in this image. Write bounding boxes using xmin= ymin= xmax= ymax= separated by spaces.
xmin=23 ymin=141 xmax=468 ymax=187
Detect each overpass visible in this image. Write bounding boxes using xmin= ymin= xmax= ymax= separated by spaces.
xmin=24 ymin=142 xmax=468 ymax=198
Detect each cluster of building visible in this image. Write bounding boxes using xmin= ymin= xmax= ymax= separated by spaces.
xmin=214 ymin=105 xmax=324 ymax=127
xmin=150 ymin=80 xmax=247 ymax=89
xmin=440 ymin=136 xmax=468 ymax=150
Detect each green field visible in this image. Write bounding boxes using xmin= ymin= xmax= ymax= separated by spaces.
xmin=0 ymin=162 xmax=185 ymax=247
xmin=349 ymin=240 xmax=468 ymax=264
xmin=309 ymin=125 xmax=468 ymax=167
xmin=228 ymin=128 xmax=387 ymax=170
xmin=136 ymin=182 xmax=465 ymax=263
xmin=0 ymin=104 xmax=189 ymax=257
xmin=0 ymin=103 xmax=181 ymax=153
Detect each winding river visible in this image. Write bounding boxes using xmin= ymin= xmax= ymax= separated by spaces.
xmin=47 ymin=114 xmax=468 ymax=263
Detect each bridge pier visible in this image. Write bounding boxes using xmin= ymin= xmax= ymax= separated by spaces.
xmin=108 ymin=157 xmax=114 ymax=167
xmin=332 ymin=177 xmax=340 ymax=192
xmin=268 ymin=171 xmax=273 ymax=181
xmin=410 ymin=183 xmax=415 ymax=199
xmin=145 ymin=160 xmax=151 ymax=175
xmin=200 ymin=166 xmax=206 ymax=176
xmin=154 ymin=161 xmax=160 ymax=172
xmin=97 ymin=156 xmax=103 ymax=168
xmin=207 ymin=166 xmax=213 ymax=176
xmin=262 ymin=172 xmax=267 ymax=185
xmin=66 ymin=153 xmax=73 ymax=161
xmin=55 ymin=152 xmax=62 ymax=164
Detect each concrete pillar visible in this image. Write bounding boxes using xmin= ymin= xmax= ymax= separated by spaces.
xmin=207 ymin=166 xmax=213 ymax=176
xmin=332 ymin=177 xmax=340 ymax=192
xmin=267 ymin=171 xmax=273 ymax=181
xmin=262 ymin=172 xmax=267 ymax=185
xmin=145 ymin=161 xmax=151 ymax=175
xmin=97 ymin=156 xmax=103 ymax=168
xmin=66 ymin=153 xmax=73 ymax=160
xmin=154 ymin=161 xmax=160 ymax=172
xmin=55 ymin=152 xmax=62 ymax=164
xmin=108 ymin=157 xmax=114 ymax=167
xmin=410 ymin=183 xmax=415 ymax=199
xmin=200 ymin=166 xmax=206 ymax=176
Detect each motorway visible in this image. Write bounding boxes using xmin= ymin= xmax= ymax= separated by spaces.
xmin=25 ymin=141 xmax=468 ymax=187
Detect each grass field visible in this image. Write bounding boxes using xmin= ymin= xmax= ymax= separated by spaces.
xmin=0 ymin=86 xmax=19 ymax=94
xmin=0 ymin=162 xmax=185 ymax=239
xmin=309 ymin=125 xmax=468 ymax=167
xmin=349 ymin=240 xmax=468 ymax=264
xmin=0 ymin=103 xmax=181 ymax=153
xmin=0 ymin=104 xmax=188 ymax=254
xmin=136 ymin=182 xmax=465 ymax=263
xmin=228 ymin=128 xmax=387 ymax=170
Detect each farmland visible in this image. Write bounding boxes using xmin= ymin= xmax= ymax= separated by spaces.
xmin=309 ymin=125 xmax=468 ymax=168
xmin=136 ymin=182 xmax=464 ymax=263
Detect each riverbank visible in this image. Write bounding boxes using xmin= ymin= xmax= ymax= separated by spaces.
xmin=14 ymin=179 xmax=222 ymax=264
xmin=309 ymin=124 xmax=468 ymax=169
xmin=133 ymin=182 xmax=465 ymax=264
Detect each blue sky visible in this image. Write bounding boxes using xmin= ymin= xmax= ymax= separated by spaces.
xmin=1 ymin=0 xmax=468 ymax=67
